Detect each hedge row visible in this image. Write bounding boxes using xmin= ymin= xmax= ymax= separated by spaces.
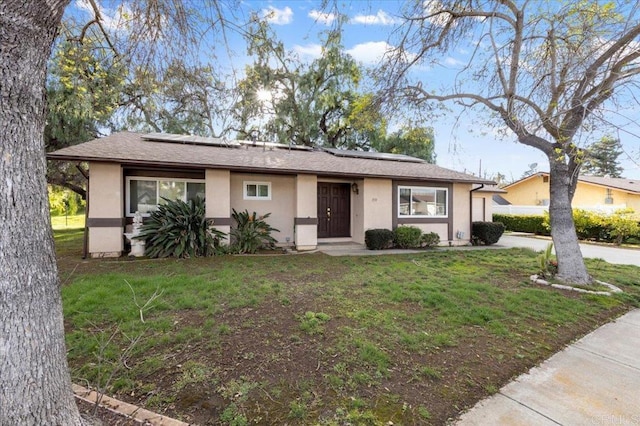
xmin=494 ymin=209 xmax=640 ymax=245
xmin=365 ymin=226 xmax=440 ymax=250
xmin=493 ymin=214 xmax=549 ymax=235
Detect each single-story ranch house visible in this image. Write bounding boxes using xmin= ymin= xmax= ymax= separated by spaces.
xmin=48 ymin=132 xmax=495 ymax=257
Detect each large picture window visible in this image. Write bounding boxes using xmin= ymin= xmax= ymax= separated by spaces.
xmin=126 ymin=177 xmax=205 ymax=216
xmin=398 ymin=186 xmax=448 ymax=217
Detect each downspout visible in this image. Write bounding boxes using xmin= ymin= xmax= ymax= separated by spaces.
xmin=470 ymin=184 xmax=485 ymax=224
xmin=82 ymin=175 xmax=89 ymax=259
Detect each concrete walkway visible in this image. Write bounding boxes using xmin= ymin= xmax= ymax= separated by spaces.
xmin=456 ymin=309 xmax=640 ymax=425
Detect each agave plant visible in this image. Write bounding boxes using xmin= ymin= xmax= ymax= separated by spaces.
xmin=229 ymin=209 xmax=279 ymax=254
xmin=136 ymin=197 xmax=226 ymax=258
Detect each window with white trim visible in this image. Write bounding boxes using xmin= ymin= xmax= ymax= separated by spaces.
xmin=243 ymin=181 xmax=271 ymax=200
xmin=126 ymin=177 xmax=205 ymax=216
xmin=398 ymin=186 xmax=448 ymax=217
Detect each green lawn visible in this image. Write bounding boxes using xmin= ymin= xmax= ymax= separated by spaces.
xmin=55 ymin=230 xmax=640 ymax=425
xmin=51 ymin=213 xmax=85 ymax=230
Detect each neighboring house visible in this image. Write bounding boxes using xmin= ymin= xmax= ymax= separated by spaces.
xmin=48 ymin=132 xmax=494 ymax=257
xmin=502 ymin=172 xmax=640 ymax=211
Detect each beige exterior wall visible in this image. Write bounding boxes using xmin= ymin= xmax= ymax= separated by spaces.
xmin=451 ymin=183 xmax=472 ymax=245
xmin=230 ymin=173 xmax=296 ymax=243
xmin=503 ymin=175 xmax=550 ymax=205
xmin=206 ymin=169 xmax=231 ymax=237
xmin=406 ymin=223 xmax=449 ymax=243
xmin=572 ymin=183 xmax=638 ymax=209
xmin=353 ymin=178 xmax=393 ymax=244
xmin=295 ymin=174 xmax=317 ymax=250
xmin=88 ymin=162 xmax=123 ymax=257
xmin=472 ymin=193 xmax=494 ymax=221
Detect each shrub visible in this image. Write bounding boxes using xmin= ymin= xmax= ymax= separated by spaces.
xmin=229 ymin=209 xmax=279 ymax=254
xmin=537 ymin=243 xmax=557 ymax=278
xmin=365 ymin=229 xmax=394 ymax=250
xmin=493 ymin=214 xmax=548 ymax=235
xmin=472 ymin=221 xmax=505 ymax=245
xmin=137 ymin=197 xmax=226 ymax=258
xmin=394 ymin=226 xmax=423 ymax=248
xmin=420 ymin=232 xmax=440 ymax=248
xmin=608 ymin=209 xmax=640 ymax=245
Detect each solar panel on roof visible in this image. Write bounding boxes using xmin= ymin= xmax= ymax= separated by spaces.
xmin=236 ymin=139 xmax=313 ymax=151
xmin=141 ymin=133 xmax=241 ymax=148
xmin=322 ymin=147 xmax=425 ymax=163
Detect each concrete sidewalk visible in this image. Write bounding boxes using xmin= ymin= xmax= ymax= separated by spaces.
xmin=455 ymin=309 xmax=640 ymax=425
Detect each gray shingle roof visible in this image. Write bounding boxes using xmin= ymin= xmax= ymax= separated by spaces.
xmin=577 ymin=175 xmax=640 ymax=194
xmin=47 ymin=132 xmax=494 ymax=184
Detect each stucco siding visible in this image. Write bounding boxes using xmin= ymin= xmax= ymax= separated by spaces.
xmin=358 ymin=178 xmax=393 ymax=244
xmin=504 ymin=175 xmax=550 ymax=205
xmin=206 ymin=169 xmax=231 ymax=236
xmin=295 ymin=174 xmax=317 ymax=249
xmin=452 ymin=183 xmax=472 ymax=244
xmin=88 ymin=162 xmax=123 ymax=256
xmin=230 ymin=173 xmax=295 ymax=243
xmin=407 ymin=223 xmax=449 ymax=242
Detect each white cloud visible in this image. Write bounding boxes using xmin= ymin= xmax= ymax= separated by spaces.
xmin=293 ymin=43 xmax=322 ymax=59
xmin=262 ymin=6 xmax=293 ymax=25
xmin=75 ymin=0 xmax=131 ymax=31
xmin=351 ymin=10 xmax=398 ymax=26
xmin=308 ymin=9 xmax=336 ymax=25
xmin=443 ymin=57 xmax=465 ymax=67
xmin=346 ymin=41 xmax=394 ymax=65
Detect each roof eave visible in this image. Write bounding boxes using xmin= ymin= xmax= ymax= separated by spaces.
xmin=47 ymin=154 xmax=493 ymax=185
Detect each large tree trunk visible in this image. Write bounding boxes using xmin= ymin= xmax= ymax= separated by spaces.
xmin=548 ymin=159 xmax=592 ymax=284
xmin=0 ymin=1 xmax=83 ymax=425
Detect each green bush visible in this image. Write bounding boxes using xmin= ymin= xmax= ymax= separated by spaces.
xmin=138 ymin=197 xmax=226 ymax=258
xmin=420 ymin=232 xmax=440 ymax=248
xmin=608 ymin=209 xmax=640 ymax=245
xmin=493 ymin=214 xmax=548 ymax=235
xmin=540 ymin=208 xmax=639 ymax=244
xmin=365 ymin=229 xmax=394 ymax=250
xmin=229 ymin=209 xmax=279 ymax=254
xmin=472 ymin=221 xmax=505 ymax=245
xmin=394 ymin=226 xmax=423 ymax=248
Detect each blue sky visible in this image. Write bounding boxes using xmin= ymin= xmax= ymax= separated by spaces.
xmin=70 ymin=0 xmax=640 ymax=180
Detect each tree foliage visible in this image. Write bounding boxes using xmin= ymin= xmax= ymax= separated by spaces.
xmin=582 ymin=136 xmax=624 ymax=177
xmin=373 ymin=125 xmax=436 ymax=163
xmin=381 ymin=0 xmax=640 ymax=283
xmin=235 ymin=18 xmax=362 ymax=148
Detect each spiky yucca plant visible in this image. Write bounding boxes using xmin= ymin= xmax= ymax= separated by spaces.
xmin=137 ymin=197 xmax=226 ymax=258
xmin=229 ymin=209 xmax=279 ymax=254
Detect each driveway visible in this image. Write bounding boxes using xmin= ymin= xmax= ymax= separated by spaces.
xmin=496 ymin=233 xmax=640 ymax=266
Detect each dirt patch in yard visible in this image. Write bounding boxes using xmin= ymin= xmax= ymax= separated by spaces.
xmin=60 ymin=247 xmax=636 ymax=425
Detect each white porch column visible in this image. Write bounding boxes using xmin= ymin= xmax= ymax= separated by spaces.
xmin=295 ymin=174 xmax=317 ymax=250
xmin=205 ymin=169 xmax=231 ymax=241
xmin=87 ymin=162 xmax=123 ymax=257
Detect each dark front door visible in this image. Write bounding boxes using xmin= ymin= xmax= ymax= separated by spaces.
xmin=317 ymin=183 xmax=350 ymax=238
